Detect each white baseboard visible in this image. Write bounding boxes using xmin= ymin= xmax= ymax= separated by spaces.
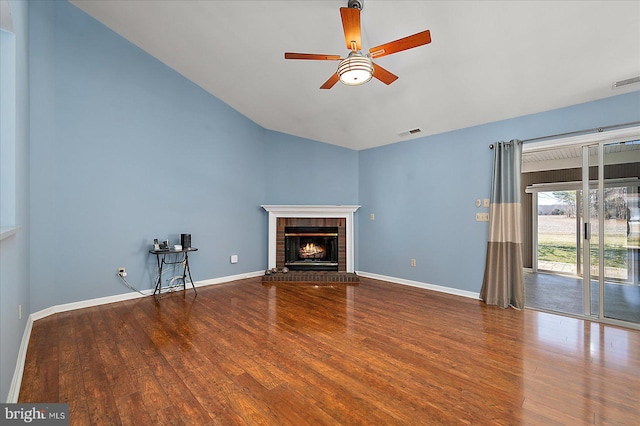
xmin=194 ymin=270 xmax=265 ymax=287
xmin=7 ymin=270 xmax=265 ymax=403
xmin=30 ymin=270 xmax=265 ymax=321
xmin=356 ymin=271 xmax=480 ymax=300
xmin=30 ymin=289 xmax=153 ymax=322
xmin=6 ymin=316 xmax=33 ymax=403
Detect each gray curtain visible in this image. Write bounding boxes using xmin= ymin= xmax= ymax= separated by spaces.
xmin=480 ymin=140 xmax=524 ymax=309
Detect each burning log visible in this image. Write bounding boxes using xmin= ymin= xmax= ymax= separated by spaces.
xmin=299 ymin=242 xmax=326 ymax=259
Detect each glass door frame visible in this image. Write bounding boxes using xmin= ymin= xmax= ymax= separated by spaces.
xmin=523 ymin=125 xmax=640 ymax=329
xmin=582 ymin=144 xmax=598 ymax=317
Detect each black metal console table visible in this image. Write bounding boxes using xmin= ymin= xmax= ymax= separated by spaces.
xmin=149 ymin=247 xmax=198 ymax=301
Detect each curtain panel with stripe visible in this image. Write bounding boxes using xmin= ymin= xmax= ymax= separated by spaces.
xmin=480 ymin=140 xmax=524 ymax=309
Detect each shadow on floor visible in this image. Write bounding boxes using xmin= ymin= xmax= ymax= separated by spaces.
xmin=524 ymin=271 xmax=640 ymax=324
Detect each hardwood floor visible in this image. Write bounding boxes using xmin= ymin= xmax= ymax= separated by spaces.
xmin=19 ymin=277 xmax=640 ymax=425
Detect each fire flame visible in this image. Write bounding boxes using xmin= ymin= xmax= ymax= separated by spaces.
xmin=299 ymin=242 xmax=325 ymax=258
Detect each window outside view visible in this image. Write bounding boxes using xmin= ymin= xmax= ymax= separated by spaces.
xmin=537 ymin=190 xmax=578 ymax=275
xmin=537 ymin=189 xmax=630 ymax=281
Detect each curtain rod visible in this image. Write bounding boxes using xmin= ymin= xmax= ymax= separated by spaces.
xmin=488 ymin=120 xmax=640 ymax=149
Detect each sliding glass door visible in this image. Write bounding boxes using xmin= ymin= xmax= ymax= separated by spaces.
xmin=525 ymin=136 xmax=640 ymax=327
xmin=600 ymin=141 xmax=640 ymax=324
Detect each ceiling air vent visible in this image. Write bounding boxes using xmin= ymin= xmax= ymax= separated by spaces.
xmin=398 ymin=128 xmax=423 ymax=137
xmin=612 ymin=76 xmax=640 ymax=89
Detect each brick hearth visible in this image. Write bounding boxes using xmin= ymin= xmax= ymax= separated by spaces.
xmin=261 ymin=271 xmax=360 ymax=283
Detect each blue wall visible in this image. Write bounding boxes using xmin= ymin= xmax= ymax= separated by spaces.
xmin=27 ymin=1 xmax=359 ymax=313
xmin=1 ymin=28 xmax=16 ymax=226
xmin=264 ymin=130 xmax=359 ymax=206
xmin=1 ymin=0 xmax=30 ymax=403
xmin=358 ymin=92 xmax=640 ymax=292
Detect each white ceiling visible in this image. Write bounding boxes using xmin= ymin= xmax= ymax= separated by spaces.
xmin=69 ymin=0 xmax=640 ymax=151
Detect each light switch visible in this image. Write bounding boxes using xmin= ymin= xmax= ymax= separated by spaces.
xmin=230 ymin=255 xmax=238 ymax=264
xmin=483 ymin=198 xmax=490 ymax=208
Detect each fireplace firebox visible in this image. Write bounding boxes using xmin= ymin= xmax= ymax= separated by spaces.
xmin=284 ymin=227 xmax=338 ymax=271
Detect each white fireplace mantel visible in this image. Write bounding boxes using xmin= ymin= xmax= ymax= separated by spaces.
xmin=261 ymin=205 xmax=361 ymax=272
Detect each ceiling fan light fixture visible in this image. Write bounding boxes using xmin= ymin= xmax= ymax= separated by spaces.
xmin=337 ymin=52 xmax=373 ymax=86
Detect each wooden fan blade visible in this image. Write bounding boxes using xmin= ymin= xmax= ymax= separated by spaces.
xmin=372 ymin=63 xmax=399 ymax=85
xmin=320 ymin=73 xmax=340 ymax=90
xmin=285 ymin=53 xmax=342 ymax=61
xmin=340 ymin=7 xmax=361 ymax=51
xmin=369 ymin=30 xmax=431 ymax=59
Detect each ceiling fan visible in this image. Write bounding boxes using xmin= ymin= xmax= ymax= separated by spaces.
xmin=284 ymin=0 xmax=432 ymax=89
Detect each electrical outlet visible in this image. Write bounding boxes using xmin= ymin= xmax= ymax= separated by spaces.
xmin=476 ymin=213 xmax=490 ymax=222
xmin=370 ymin=213 xmax=375 ymax=221
xmin=18 ymin=304 xmax=22 ymax=320
xmin=230 ymin=255 xmax=238 ymax=264
xmin=410 ymin=258 xmax=416 ymax=267
xmin=118 ymin=267 xmax=127 ymax=277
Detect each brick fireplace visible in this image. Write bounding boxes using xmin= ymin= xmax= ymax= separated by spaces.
xmin=280 ymin=218 xmax=344 ymax=271
xmin=261 ymin=205 xmax=360 ymax=273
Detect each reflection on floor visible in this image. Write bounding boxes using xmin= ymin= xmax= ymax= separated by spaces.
xmin=525 ymin=271 xmax=640 ymax=324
